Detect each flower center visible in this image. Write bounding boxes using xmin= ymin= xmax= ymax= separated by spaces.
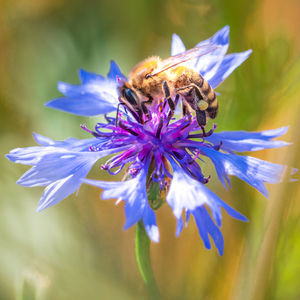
xmin=81 ymin=100 xmax=219 ymax=189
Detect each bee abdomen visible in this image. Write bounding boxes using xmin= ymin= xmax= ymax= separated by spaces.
xmin=206 ymin=104 xmax=218 ymax=119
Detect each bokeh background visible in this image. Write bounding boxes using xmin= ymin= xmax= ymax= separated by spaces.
xmin=1 ymin=0 xmax=300 ymax=299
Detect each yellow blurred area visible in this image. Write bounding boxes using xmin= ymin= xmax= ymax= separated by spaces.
xmin=1 ymin=0 xmax=299 ymax=299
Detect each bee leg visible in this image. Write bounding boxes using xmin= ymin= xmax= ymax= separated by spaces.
xmin=163 ymin=81 xmax=175 ymax=112
xmin=116 ymin=98 xmax=140 ymax=125
xmin=141 ymin=102 xmax=149 ymax=120
xmin=196 ymin=108 xmax=206 ymax=126
xmin=182 ymin=101 xmax=188 ymax=116
xmin=115 ymin=102 xmax=124 ymax=126
xmin=142 ymin=95 xmax=154 ymax=122
xmin=195 ymin=106 xmax=209 ymax=137
xmin=193 ymin=86 xmax=211 ymax=136
xmin=174 ymin=94 xmax=180 ymax=108
xmin=145 ymin=95 xmax=153 ymax=104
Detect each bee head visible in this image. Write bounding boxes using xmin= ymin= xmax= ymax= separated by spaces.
xmin=118 ymin=83 xmax=139 ymax=106
xmin=124 ymin=88 xmax=139 ymax=106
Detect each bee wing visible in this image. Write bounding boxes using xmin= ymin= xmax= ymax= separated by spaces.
xmin=150 ymin=44 xmax=220 ymax=76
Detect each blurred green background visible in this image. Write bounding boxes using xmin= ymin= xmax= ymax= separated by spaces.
xmin=1 ymin=0 xmax=300 ymax=299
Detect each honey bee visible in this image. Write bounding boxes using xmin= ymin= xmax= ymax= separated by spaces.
xmin=118 ymin=43 xmax=219 ymax=133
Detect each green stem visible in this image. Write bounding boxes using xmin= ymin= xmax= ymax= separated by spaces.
xmin=135 ymin=221 xmax=160 ymax=300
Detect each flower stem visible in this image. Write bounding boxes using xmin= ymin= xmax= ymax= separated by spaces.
xmin=135 ymin=221 xmax=160 ymax=300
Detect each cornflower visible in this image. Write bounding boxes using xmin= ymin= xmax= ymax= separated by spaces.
xmin=7 ymin=26 xmax=291 ymax=255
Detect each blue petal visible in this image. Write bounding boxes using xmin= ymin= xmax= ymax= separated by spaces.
xmin=123 ymin=175 xmax=147 ymax=230
xmin=205 ymin=127 xmax=290 ymax=152
xmin=7 ymin=135 xmax=119 ymax=211
xmin=207 ymin=50 xmax=252 ymax=88
xmin=194 ymin=25 xmax=230 ymax=77
xmin=46 ymin=94 xmax=117 ymax=116
xmin=33 ymin=133 xmax=55 ymax=146
xmin=171 ymin=34 xmax=186 ymax=56
xmin=35 ymin=133 xmax=112 ymax=153
xmin=17 ymin=152 xmax=101 ymax=187
xmin=56 ymin=82 xmax=80 ymax=96
xmin=6 ymin=146 xmax=59 ymax=166
xmin=6 ymin=134 xmax=106 ymax=165
xmin=166 ymin=158 xmax=247 ymax=224
xmin=197 ymin=25 xmax=230 ymax=47
xmin=33 ymin=132 xmax=101 ymax=150
xmin=185 ymin=26 xmax=251 ymax=88
xmin=200 ymin=147 xmax=286 ymax=197
xmin=213 ymin=126 xmax=289 ymax=140
xmin=215 ymin=197 xmax=248 ymax=224
xmin=79 ymin=69 xmax=105 ymax=84
xmin=193 ymin=208 xmax=212 ymax=250
xmin=143 ymin=203 xmax=159 ymax=242
xmin=176 ymin=216 xmax=184 ymax=237
xmin=47 ymin=71 xmax=119 ymax=117
xmin=171 ymin=27 xmax=231 ymax=76
xmin=107 ymin=60 xmax=126 ymax=81
xmin=185 ymin=210 xmax=191 ymax=226
xmin=192 ymin=207 xmax=224 ymax=255
xmin=83 ymin=163 xmax=160 ymax=242
xmin=167 ymin=159 xmax=209 ymax=218
xmin=37 ymin=163 xmax=92 ymax=212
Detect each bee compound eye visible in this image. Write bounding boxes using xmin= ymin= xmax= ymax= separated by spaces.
xmin=124 ymin=88 xmax=138 ymax=105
